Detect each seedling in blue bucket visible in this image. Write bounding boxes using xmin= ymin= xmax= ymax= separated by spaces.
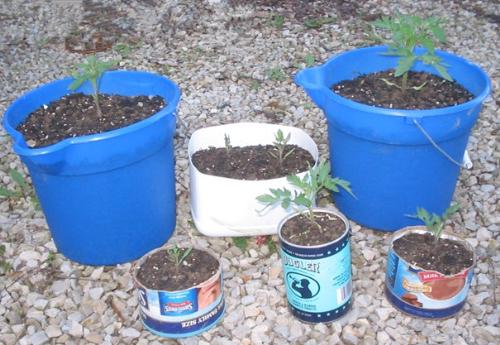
xmin=371 ymin=14 xmax=452 ymax=91
xmin=68 ymin=55 xmax=117 ymax=117
xmin=257 ymin=161 xmax=354 ymax=230
xmin=414 ymin=203 xmax=460 ymax=242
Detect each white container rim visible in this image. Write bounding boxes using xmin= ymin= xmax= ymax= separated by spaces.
xmin=188 ymin=122 xmax=319 ymax=182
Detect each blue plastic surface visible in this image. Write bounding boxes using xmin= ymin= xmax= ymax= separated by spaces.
xmin=295 ymin=46 xmax=491 ymax=231
xmin=3 ymin=71 xmax=180 ymax=265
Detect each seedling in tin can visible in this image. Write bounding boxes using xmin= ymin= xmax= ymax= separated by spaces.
xmin=166 ymin=245 xmax=193 ymax=267
xmin=414 ymin=203 xmax=460 ymax=242
xmin=257 ymin=161 xmax=354 ymax=231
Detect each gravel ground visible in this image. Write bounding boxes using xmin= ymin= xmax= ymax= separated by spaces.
xmin=0 ymin=0 xmax=498 ymax=344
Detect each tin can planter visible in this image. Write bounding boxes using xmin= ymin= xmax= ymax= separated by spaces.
xmin=278 ymin=208 xmax=352 ymax=323
xmin=385 ymin=226 xmax=475 ymax=318
xmin=132 ymin=247 xmax=225 ymax=338
xmin=189 ymin=122 xmax=318 ymax=237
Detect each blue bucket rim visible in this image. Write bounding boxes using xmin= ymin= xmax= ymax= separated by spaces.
xmin=295 ymin=45 xmax=492 ymax=118
xmin=2 ymin=70 xmax=181 ymax=157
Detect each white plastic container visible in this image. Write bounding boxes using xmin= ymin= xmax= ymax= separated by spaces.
xmin=188 ymin=122 xmax=319 ymax=237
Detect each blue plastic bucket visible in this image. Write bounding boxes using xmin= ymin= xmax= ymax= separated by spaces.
xmin=295 ymin=46 xmax=491 ymax=231
xmin=3 ymin=71 xmax=180 ymax=265
xmin=278 ymin=208 xmax=352 ymax=323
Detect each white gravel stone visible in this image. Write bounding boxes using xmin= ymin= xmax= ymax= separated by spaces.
xmin=89 ymin=287 xmax=104 ymax=300
xmin=30 ymin=331 xmax=49 ymax=345
xmin=121 ymin=327 xmax=141 ymax=338
xmin=45 ymin=325 xmax=62 ymax=338
xmin=476 ymin=228 xmax=492 ymax=241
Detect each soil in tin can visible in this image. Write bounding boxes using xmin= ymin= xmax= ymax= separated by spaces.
xmin=332 ymin=70 xmax=474 ymax=110
xmin=136 ymin=248 xmax=219 ymax=291
xmin=392 ymin=232 xmax=474 ymax=275
xmin=281 ymin=211 xmax=346 ymax=246
xmin=17 ymin=93 xmax=166 ymax=148
xmin=192 ymin=144 xmax=315 ymax=180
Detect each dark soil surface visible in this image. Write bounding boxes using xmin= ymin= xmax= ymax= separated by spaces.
xmin=332 ymin=70 xmax=474 ymax=110
xmin=136 ymin=248 xmax=219 ymax=291
xmin=17 ymin=93 xmax=165 ymax=148
xmin=191 ymin=144 xmax=315 ymax=180
xmin=281 ymin=211 xmax=346 ymax=246
xmin=393 ymin=232 xmax=474 ymax=275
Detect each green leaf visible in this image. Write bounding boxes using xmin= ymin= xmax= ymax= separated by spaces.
xmin=68 ymin=76 xmax=87 ymax=91
xmin=266 ymin=237 xmax=277 ymax=253
xmin=256 ymin=194 xmax=277 ymax=204
xmin=434 ymin=64 xmax=453 ymax=81
xmin=0 ymin=186 xmax=18 ymax=198
xmin=10 ymin=169 xmax=29 ymax=191
xmin=304 ymin=53 xmax=315 ymax=67
xmin=394 ymin=56 xmax=416 ymax=77
xmin=233 ymin=237 xmax=248 ymax=251
xmin=178 ymin=247 xmax=192 ymax=264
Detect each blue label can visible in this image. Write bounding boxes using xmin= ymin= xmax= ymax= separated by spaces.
xmin=385 ymin=227 xmax=475 ymax=319
xmin=278 ymin=208 xmax=352 ymax=323
xmin=133 ymin=248 xmax=225 ymax=338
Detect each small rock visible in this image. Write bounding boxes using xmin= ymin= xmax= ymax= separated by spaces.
xmin=409 ymin=319 xmax=425 ymax=332
xmin=480 ymin=184 xmax=495 ymax=192
xmin=486 ymin=312 xmax=499 ymax=326
xmin=376 ymin=308 xmax=392 ymax=321
xmin=362 ymin=248 xmax=377 ymax=261
xmin=19 ymin=250 xmax=40 ymax=261
xmin=342 ymin=325 xmax=359 ymax=345
xmin=85 ymin=333 xmax=104 ymax=344
xmin=268 ymin=265 xmax=281 ymax=280
xmin=45 ymin=325 xmax=62 ymax=338
xmin=469 ymin=291 xmax=490 ymax=304
xmin=121 ymin=327 xmax=141 ymax=338
xmin=376 ymin=331 xmax=391 ymax=344
xmin=33 ymin=299 xmax=48 ymax=310
xmin=68 ymin=321 xmax=83 ymax=337
xmin=89 ymin=287 xmax=104 ymax=300
xmin=477 ymin=228 xmax=492 ymax=241
xmin=241 ymin=295 xmax=256 ymax=305
xmin=244 ymin=304 xmax=260 ymax=318
xmin=51 ymin=280 xmax=68 ymax=296
xmin=30 ymin=331 xmax=49 ymax=345
xmin=477 ymin=273 xmax=491 ymax=285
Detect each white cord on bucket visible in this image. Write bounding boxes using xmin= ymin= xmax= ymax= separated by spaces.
xmin=412 ymin=118 xmax=472 ymax=169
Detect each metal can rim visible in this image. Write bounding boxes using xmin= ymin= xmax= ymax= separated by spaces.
xmin=278 ymin=207 xmax=351 ymax=249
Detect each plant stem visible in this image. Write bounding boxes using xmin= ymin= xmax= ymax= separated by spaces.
xmin=91 ymin=79 xmax=103 ymax=118
xmin=401 ymin=72 xmax=408 ymax=92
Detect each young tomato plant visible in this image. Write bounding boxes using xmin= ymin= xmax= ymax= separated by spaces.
xmin=371 ymin=14 xmax=452 ymax=91
xmin=257 ymin=161 xmax=354 ymax=231
xmin=224 ymin=133 xmax=232 ymax=154
xmin=269 ymin=129 xmax=295 ymax=167
xmin=415 ymin=203 xmax=460 ymax=242
xmin=68 ymin=55 xmax=116 ymax=117
xmin=166 ymin=246 xmax=192 ymax=267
